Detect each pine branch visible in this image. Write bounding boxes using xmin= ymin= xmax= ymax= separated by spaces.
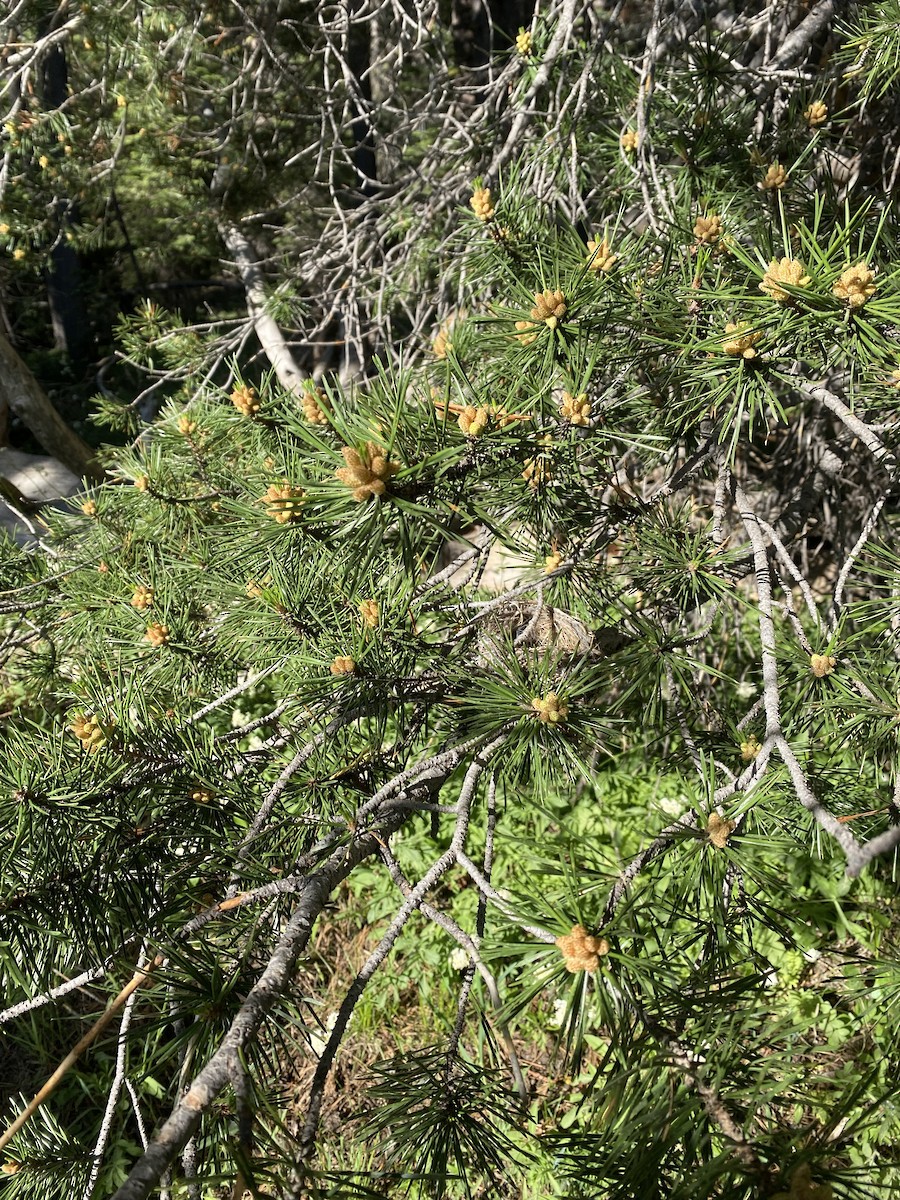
xmin=109 ymin=809 xmax=410 ymax=1200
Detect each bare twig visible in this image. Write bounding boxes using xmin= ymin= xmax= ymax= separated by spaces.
xmin=295 ymin=734 xmax=508 ymax=1157
xmin=0 ymin=953 xmax=162 ymax=1155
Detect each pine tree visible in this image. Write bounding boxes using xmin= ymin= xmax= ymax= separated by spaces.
xmin=3 ymin=3 xmax=900 ymax=1199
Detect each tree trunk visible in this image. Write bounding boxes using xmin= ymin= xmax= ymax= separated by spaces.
xmin=45 ymin=232 xmax=86 ymax=360
xmin=40 ymin=14 xmax=87 ymax=360
xmin=0 ymin=329 xmax=100 ymax=479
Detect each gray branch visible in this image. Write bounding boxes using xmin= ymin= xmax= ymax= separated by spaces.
xmin=111 ymin=810 xmax=408 ymax=1200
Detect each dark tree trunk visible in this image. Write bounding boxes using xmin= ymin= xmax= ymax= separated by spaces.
xmin=40 ymin=25 xmax=88 ymax=361
xmin=45 ymin=228 xmax=86 ymax=360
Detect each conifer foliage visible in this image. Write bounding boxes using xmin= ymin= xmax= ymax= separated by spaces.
xmin=4 ymin=2 xmax=900 ymax=1198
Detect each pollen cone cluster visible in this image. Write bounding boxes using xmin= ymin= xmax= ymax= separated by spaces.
xmin=693 ymin=214 xmax=721 ymax=245
xmin=804 ymin=101 xmax=828 ymax=128
xmin=144 ymin=623 xmax=170 ymax=648
xmin=620 ymin=129 xmax=639 ymax=152
xmin=302 ymin=385 xmax=329 ymax=424
xmin=810 ymin=653 xmax=836 ymax=677
xmin=759 ymin=258 xmax=810 ymax=302
xmin=457 ymin=406 xmax=489 ymax=436
xmin=559 ymin=391 xmax=591 ymax=425
xmin=740 ymin=735 xmax=761 ymax=761
xmin=531 ymin=692 xmax=568 ymax=723
xmin=432 ymin=326 xmax=453 ymax=358
xmin=760 ymin=163 xmax=788 ymax=190
xmin=707 ymin=812 xmax=736 ymax=848
xmin=335 ymin=442 xmax=399 ymax=501
xmin=470 ymin=186 xmax=494 ymax=221
xmin=261 ymin=482 xmax=305 ymax=523
xmin=556 ymin=925 xmax=610 ymax=972
xmin=69 ymin=713 xmax=113 ymax=753
xmin=586 ymin=237 xmax=617 ymax=271
xmin=130 ymin=585 xmax=154 ymax=610
xmin=530 ymin=289 xmax=567 ymax=327
xmin=722 ymin=321 xmax=762 ymax=359
xmin=231 ymin=384 xmax=261 ymax=417
xmin=522 ymin=444 xmax=554 ymax=490
xmin=359 ymin=600 xmax=380 ymax=628
xmin=832 ymin=262 xmax=876 ymax=309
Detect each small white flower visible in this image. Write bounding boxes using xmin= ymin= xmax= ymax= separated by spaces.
xmin=735 ymin=682 xmax=756 ymax=700
xmin=659 ymin=795 xmax=684 ymax=816
xmin=308 ymin=1010 xmax=339 ymax=1059
xmin=449 ymin=947 xmax=470 ymax=971
xmin=550 ymin=997 xmax=568 ymax=1028
xmin=308 ymin=1031 xmax=326 ymax=1057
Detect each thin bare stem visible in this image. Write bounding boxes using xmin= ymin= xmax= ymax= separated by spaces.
xmin=0 ymin=954 xmax=162 ymax=1155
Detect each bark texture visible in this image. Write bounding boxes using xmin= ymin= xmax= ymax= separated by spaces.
xmin=0 ymin=329 xmax=99 ymax=479
xmin=217 ymin=220 xmax=308 ymax=396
